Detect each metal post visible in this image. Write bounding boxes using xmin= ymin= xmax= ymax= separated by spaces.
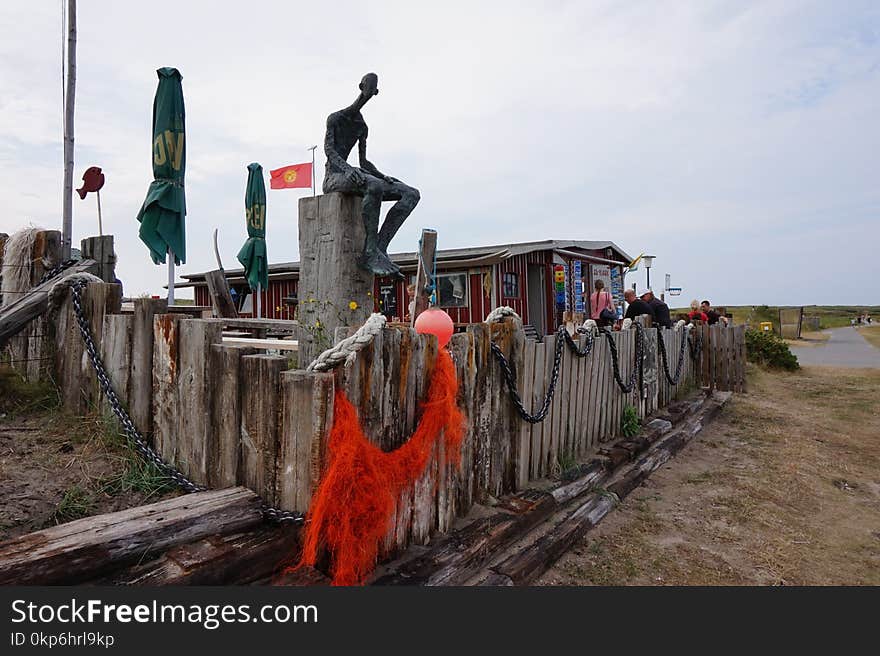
xmin=167 ymin=247 xmax=175 ymax=305
xmin=256 ymin=283 xmax=262 ymax=318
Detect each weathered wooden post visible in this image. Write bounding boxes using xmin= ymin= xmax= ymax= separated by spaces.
xmin=297 ymin=193 xmax=373 ymax=366
xmin=80 ymin=235 xmax=116 ymax=283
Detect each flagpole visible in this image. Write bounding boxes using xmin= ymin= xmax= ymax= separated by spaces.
xmin=167 ymin=247 xmax=175 ymax=305
xmin=61 ymin=0 xmax=77 ymax=260
xmin=308 ymin=145 xmax=317 ymax=197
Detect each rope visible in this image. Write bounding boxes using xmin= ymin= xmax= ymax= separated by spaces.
xmin=48 ymin=272 xmax=102 ymax=309
xmin=307 ymin=313 xmax=387 ymax=372
xmin=485 ymin=306 xmax=519 ymax=323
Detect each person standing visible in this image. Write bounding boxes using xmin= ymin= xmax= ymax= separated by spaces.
xmin=624 ymin=289 xmax=655 ymax=322
xmin=700 ymin=300 xmax=728 ymax=326
xmin=590 ymin=279 xmax=617 ymax=327
xmin=688 ymin=299 xmax=709 ymax=323
xmin=641 ymin=289 xmax=672 ymax=328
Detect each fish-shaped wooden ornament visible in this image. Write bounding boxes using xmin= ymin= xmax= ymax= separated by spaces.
xmin=76 ymin=166 xmax=105 ymax=199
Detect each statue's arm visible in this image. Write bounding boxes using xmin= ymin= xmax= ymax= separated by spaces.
xmin=324 ymin=117 xmax=350 ymax=171
xmin=358 ymin=128 xmax=390 ymax=181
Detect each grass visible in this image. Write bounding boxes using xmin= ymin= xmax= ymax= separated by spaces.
xmin=858 ymin=325 xmax=880 ymax=350
xmin=0 ymin=365 xmax=60 ymax=416
xmin=540 ymin=364 xmax=880 ymax=585
xmin=672 ymin=305 xmax=880 ymax=333
xmin=51 ymin=486 xmax=96 ymax=523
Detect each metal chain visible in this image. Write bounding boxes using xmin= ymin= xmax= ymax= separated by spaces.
xmin=38 ymin=258 xmax=78 ymax=285
xmin=599 ymin=323 xmax=645 ymax=395
xmin=656 ymin=327 xmax=687 ymax=386
xmin=67 ymin=279 xmax=304 ymax=525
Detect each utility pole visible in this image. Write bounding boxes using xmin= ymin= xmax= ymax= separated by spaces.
xmin=61 ymin=0 xmax=77 ymax=259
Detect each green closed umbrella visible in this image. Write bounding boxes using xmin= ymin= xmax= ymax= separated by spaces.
xmin=136 ymin=67 xmax=186 ymax=282
xmin=236 ymin=163 xmax=268 ymax=317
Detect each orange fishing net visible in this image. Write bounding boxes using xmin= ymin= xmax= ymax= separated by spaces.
xmin=290 ymin=348 xmax=465 ymax=586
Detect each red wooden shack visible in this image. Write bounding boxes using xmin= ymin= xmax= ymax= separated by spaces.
xmin=178 ymin=239 xmax=632 ymax=336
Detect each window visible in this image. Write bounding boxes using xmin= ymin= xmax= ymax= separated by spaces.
xmin=502 ymin=272 xmax=519 ymax=298
xmin=436 ymin=272 xmax=468 ymax=308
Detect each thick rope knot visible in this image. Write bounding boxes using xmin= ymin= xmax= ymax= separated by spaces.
xmin=675 ymin=319 xmax=687 ymax=330
xmin=307 ymin=313 xmax=387 ymax=372
xmin=48 ymin=272 xmax=103 ymax=309
xmin=484 ymin=306 xmax=520 ymax=323
xmin=579 ymin=319 xmax=599 ymax=336
xmin=621 ymin=317 xmax=633 ymax=330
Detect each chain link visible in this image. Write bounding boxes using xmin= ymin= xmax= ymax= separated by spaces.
xmin=38 ymin=258 xmax=78 ymax=285
xmin=599 ymin=322 xmax=645 ymax=395
xmin=492 ymin=323 xmax=636 ymax=424
xmin=65 ymin=278 xmax=304 ymax=525
xmin=656 ymin=327 xmax=703 ymax=386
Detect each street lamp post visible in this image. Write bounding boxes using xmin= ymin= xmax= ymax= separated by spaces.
xmin=643 ymin=254 xmax=655 ymax=291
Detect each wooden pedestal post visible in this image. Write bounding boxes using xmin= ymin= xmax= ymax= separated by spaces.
xmin=297 ymin=193 xmax=373 ymax=367
xmin=81 ymin=235 xmax=116 ymax=283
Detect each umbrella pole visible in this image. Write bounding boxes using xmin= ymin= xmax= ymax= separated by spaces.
xmin=256 ymin=283 xmax=261 ymax=318
xmin=167 ymin=247 xmax=175 ymax=305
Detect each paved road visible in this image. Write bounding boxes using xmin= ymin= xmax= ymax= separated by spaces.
xmin=789 ymin=327 xmax=880 ymax=368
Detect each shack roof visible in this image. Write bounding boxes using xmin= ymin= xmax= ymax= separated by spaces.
xmin=176 ymin=239 xmax=633 ymax=288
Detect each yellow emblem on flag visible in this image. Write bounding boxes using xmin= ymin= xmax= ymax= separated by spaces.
xmin=284 ymin=169 xmax=298 ymax=184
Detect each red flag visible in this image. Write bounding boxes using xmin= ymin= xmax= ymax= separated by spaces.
xmin=270 ymin=162 xmax=313 ymax=189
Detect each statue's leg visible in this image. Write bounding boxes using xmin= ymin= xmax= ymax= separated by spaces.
xmin=358 ymin=175 xmax=400 ymax=277
xmin=377 ymin=182 xmax=420 ymax=254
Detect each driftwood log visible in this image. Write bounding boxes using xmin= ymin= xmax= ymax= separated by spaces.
xmin=0 ymin=487 xmax=264 ymax=585
xmin=0 ymin=258 xmax=97 ymax=347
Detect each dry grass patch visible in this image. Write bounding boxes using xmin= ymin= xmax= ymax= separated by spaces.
xmin=859 ymin=326 xmax=880 ymax=350
xmin=539 ymin=364 xmax=880 ymax=586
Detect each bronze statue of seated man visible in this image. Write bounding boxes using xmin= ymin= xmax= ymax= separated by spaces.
xmin=323 ymin=73 xmax=419 ymax=278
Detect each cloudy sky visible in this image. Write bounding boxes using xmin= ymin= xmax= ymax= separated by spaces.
xmin=1 ymin=1 xmax=877 ymax=306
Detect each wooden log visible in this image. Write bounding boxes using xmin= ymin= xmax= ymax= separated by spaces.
xmin=177 ymin=320 xmax=223 ymax=484
xmin=207 ymin=344 xmax=256 ymax=488
xmin=80 ymin=235 xmax=116 ymax=283
xmin=53 ymin=281 xmax=121 ymax=414
xmin=241 ymin=354 xmax=288 ymax=506
xmin=410 ymin=228 xmax=437 ymax=324
xmin=0 ymin=487 xmax=264 ymax=585
xmin=152 ymin=314 xmax=182 ymax=464
xmin=490 ymin=494 xmax=617 ymax=585
xmin=204 ymin=269 xmax=238 ymax=318
xmin=372 ymin=489 xmax=557 ymax=586
xmin=0 ymin=259 xmax=96 ymax=348
xmin=278 ymin=369 xmax=335 ymax=511
xmin=100 ymin=313 xmax=133 ymax=414
xmin=517 ymin=339 xmax=536 ymax=489
xmin=297 ymin=193 xmax=373 ymax=367
xmin=104 ymin=524 xmax=300 ymax=586
xmin=130 ymin=298 xmax=167 ymax=439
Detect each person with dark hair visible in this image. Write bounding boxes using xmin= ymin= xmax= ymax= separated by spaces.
xmin=640 ymin=289 xmax=672 ymax=328
xmin=700 ymin=300 xmax=725 ymax=326
xmin=624 ymin=289 xmax=654 ymax=322
xmin=590 ymin=278 xmax=617 ymax=327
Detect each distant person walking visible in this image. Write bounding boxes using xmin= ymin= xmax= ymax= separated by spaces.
xmin=624 ymin=289 xmax=654 ymax=323
xmin=590 ymin=279 xmax=617 ymax=327
xmin=641 ymin=289 xmax=672 ymax=328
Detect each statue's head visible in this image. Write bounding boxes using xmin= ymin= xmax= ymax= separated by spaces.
xmin=359 ymin=73 xmax=379 ymax=99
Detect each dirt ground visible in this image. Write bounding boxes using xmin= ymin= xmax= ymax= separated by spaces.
xmin=0 ymin=369 xmax=177 ymax=541
xmin=859 ymin=326 xmax=880 ymax=350
xmin=539 ymin=364 xmax=880 ymax=585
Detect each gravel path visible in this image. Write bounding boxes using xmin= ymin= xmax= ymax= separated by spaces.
xmin=789 ymin=327 xmax=880 ymax=368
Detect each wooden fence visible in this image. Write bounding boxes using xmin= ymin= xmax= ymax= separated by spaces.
xmin=33 ymin=282 xmax=746 ymax=554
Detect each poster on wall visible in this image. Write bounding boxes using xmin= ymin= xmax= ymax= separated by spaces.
xmin=554 ymin=264 xmax=567 ymax=311
xmin=572 ymin=260 xmax=584 ymax=313
xmin=610 ymin=266 xmax=624 ymax=319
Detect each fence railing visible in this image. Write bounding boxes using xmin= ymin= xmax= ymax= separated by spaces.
xmin=20 ymin=282 xmax=746 ymax=554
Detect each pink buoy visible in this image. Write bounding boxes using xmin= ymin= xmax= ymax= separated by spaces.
xmin=414 ymin=308 xmax=455 ymax=349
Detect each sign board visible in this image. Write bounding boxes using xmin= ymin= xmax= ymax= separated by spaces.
xmin=609 ymin=266 xmax=625 ymax=319
xmin=554 ymin=264 xmax=567 ymax=311
xmin=572 ymin=260 xmax=584 ymax=313
xmin=667 ymin=287 xmax=682 ymax=296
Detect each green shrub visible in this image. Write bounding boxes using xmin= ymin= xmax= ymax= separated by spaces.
xmin=745 ymin=329 xmax=799 ymax=370
xmin=621 ymin=405 xmax=640 ymax=437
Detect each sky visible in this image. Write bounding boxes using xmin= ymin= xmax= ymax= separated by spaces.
xmin=0 ymin=0 xmax=877 ymax=306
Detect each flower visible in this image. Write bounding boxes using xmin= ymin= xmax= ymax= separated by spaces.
xmin=315 ymin=320 xmax=321 ymax=328
xmin=349 ymin=301 xmax=358 ymax=310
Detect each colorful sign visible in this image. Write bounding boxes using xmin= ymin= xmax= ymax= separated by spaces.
xmin=554 ymin=264 xmax=567 ymax=310
xmin=572 ymin=260 xmax=584 ymax=313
